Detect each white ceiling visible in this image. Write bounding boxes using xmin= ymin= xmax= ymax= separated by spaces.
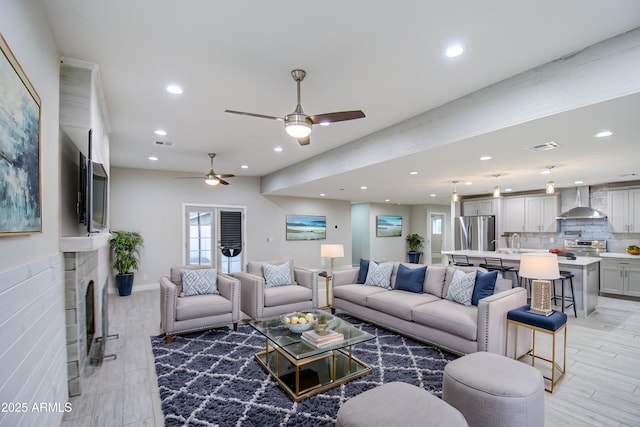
xmin=42 ymin=0 xmax=640 ymax=205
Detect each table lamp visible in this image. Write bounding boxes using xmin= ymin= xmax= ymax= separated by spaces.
xmin=320 ymin=244 xmax=344 ymax=307
xmin=519 ymin=253 xmax=560 ymax=316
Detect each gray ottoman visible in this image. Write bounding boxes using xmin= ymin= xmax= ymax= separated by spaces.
xmin=442 ymin=352 xmax=544 ymax=427
xmin=336 ymin=381 xmax=468 ymax=427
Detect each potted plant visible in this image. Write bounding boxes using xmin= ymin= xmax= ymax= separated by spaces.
xmin=314 ymin=314 xmax=329 ymax=335
xmin=406 ymin=233 xmax=424 ymax=264
xmin=110 ymin=230 xmax=144 ymax=296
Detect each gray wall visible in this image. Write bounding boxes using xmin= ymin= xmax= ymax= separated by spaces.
xmin=109 ymin=167 xmax=353 ymax=288
xmin=0 ymin=1 xmax=68 ymax=426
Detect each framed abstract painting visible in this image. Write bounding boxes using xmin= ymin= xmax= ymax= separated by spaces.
xmin=0 ymin=34 xmax=41 ymax=235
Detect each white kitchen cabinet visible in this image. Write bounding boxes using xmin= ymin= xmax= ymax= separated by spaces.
xmin=607 ymin=189 xmax=640 ymax=233
xmin=523 ymin=195 xmax=559 ymax=232
xmin=463 ymin=198 xmax=497 ymax=216
xmin=600 ymin=258 xmax=640 ymax=297
xmin=503 ymin=197 xmax=525 ymax=232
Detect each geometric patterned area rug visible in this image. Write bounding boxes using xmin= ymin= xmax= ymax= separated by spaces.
xmin=151 ymin=314 xmax=457 ymax=426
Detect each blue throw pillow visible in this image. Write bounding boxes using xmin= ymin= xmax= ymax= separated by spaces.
xmin=472 ymin=270 xmax=499 ymax=305
xmin=395 ymin=264 xmax=427 ymax=293
xmin=357 ymin=259 xmax=370 ymax=284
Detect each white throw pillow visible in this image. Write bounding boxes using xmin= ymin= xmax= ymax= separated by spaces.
xmin=364 ymin=261 xmax=394 ymax=289
xmin=263 ymin=262 xmax=292 ymax=287
xmin=446 ymin=269 xmax=476 ymax=306
xmin=181 ymin=268 xmax=219 ymax=296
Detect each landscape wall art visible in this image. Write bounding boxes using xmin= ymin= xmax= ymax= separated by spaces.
xmin=0 ymin=34 xmax=42 ymax=235
xmin=286 ymin=215 xmax=326 ymax=241
xmin=376 ymin=215 xmax=402 ymax=237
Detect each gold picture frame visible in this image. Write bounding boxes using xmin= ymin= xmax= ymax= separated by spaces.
xmin=0 ymin=33 xmax=42 ymax=235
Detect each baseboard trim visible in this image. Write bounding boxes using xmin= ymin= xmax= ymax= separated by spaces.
xmin=108 ymin=282 xmax=160 ymax=294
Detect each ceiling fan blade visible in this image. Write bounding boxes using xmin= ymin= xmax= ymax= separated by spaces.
xmin=297 ymin=136 xmax=310 ymax=146
xmin=224 ymin=110 xmax=283 ymax=121
xmin=309 ymin=110 xmax=365 ymax=124
xmin=215 ymin=173 xmax=235 ymax=178
xmin=219 ymin=179 xmax=230 ymax=185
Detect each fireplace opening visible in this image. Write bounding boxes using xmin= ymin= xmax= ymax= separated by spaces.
xmin=85 ymin=281 xmax=95 ymax=355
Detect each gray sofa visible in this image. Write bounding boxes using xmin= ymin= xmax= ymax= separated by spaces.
xmin=332 ymin=262 xmax=527 ymax=355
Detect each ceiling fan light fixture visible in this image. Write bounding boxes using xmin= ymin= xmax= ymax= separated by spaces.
xmin=285 ymin=116 xmax=312 ymax=138
xmin=205 ymin=172 xmax=220 ymax=186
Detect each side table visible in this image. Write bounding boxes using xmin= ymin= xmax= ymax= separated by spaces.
xmin=318 ymin=272 xmax=332 ymax=309
xmin=505 ymin=304 xmax=567 ymax=393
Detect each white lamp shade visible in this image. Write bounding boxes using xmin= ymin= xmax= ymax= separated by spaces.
xmin=519 ymin=253 xmax=560 ymax=280
xmin=321 ymin=244 xmax=344 ymax=258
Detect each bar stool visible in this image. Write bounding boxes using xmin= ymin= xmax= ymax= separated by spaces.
xmin=480 ymin=257 xmax=519 ymax=286
xmin=452 ymin=254 xmax=474 ymax=266
xmin=552 ymin=271 xmax=576 ymax=317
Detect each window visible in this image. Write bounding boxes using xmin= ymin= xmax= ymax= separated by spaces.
xmin=432 ymin=216 xmax=442 ymax=235
xmin=184 ymin=205 xmax=245 ymax=272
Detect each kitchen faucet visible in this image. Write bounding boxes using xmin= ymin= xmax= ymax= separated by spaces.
xmin=510 ymin=233 xmax=521 ymax=250
xmin=491 ymin=239 xmax=499 ymax=251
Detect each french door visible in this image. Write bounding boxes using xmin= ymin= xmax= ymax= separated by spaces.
xmin=184 ymin=204 xmax=245 ymax=273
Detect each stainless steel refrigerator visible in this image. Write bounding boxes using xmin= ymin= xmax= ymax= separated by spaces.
xmin=455 ymin=215 xmax=496 ymax=251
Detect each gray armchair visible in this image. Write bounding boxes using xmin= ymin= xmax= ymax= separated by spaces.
xmin=160 ymin=265 xmax=241 ymax=343
xmin=232 ymin=259 xmax=318 ymax=320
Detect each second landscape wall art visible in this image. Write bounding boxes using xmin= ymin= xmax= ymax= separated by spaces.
xmin=376 ymin=215 xmax=402 ymax=237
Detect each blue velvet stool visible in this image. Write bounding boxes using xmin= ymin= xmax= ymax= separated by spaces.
xmin=505 ymin=304 xmax=567 ymax=392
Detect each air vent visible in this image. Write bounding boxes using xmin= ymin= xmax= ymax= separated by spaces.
xmin=527 ymin=141 xmax=559 ymax=152
xmin=154 ymin=140 xmax=174 ymax=147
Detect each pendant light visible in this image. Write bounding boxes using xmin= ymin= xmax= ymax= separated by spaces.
xmin=451 ymin=180 xmax=459 ymax=202
xmin=492 ymin=174 xmax=501 ymax=198
xmin=543 ymin=166 xmax=556 ymax=194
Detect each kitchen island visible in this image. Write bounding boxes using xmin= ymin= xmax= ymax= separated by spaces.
xmin=442 ymin=250 xmax=601 ymax=317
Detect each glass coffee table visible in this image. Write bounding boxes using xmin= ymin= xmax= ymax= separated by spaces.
xmin=249 ymin=311 xmax=374 ymax=401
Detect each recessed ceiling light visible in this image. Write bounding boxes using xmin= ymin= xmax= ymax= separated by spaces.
xmin=480 ymin=156 xmax=492 ymax=161
xmin=385 ymin=199 xmax=391 ymax=202
xmin=274 ymin=146 xmax=283 ymax=152
xmin=360 ymin=186 xmax=367 ymax=190
xmin=465 ymin=181 xmax=473 ymax=185
xmin=320 ymin=193 xmax=326 ymax=197
xmin=574 ymin=180 xmax=584 ymax=184
xmin=595 ymin=130 xmax=613 ymax=138
xmin=148 ymin=156 xmax=158 ymax=161
xmin=319 ymin=122 xmax=330 ymax=126
xmin=166 ymin=84 xmax=183 ymax=94
xmin=429 ymin=194 xmax=436 ymax=197
xmin=409 ymin=171 xmax=418 ymax=175
xmin=505 ymin=188 xmax=513 ymax=192
xmin=154 ymin=129 xmax=167 ymax=136
xmin=541 ymin=170 xmax=550 ymax=175
xmin=241 ymin=164 xmax=248 ymax=169
xmin=444 ymin=44 xmax=465 ymax=58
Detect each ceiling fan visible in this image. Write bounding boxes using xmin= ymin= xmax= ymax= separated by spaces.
xmin=225 ymin=69 xmax=365 ymax=146
xmin=175 ymin=153 xmax=235 ymax=186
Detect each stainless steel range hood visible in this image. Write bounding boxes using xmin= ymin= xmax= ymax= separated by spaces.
xmin=557 ymin=186 xmax=607 ymax=220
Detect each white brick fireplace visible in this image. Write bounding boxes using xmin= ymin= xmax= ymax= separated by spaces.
xmin=61 ymin=234 xmax=111 ymax=396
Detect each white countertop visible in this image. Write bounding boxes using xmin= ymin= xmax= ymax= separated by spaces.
xmin=600 ymin=252 xmax=640 ymax=260
xmin=442 ymin=250 xmax=601 ymax=266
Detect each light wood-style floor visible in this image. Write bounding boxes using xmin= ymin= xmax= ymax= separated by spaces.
xmin=61 ymin=287 xmax=640 ymax=426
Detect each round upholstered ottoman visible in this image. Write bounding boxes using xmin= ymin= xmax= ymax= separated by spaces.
xmin=442 ymin=352 xmax=544 ymax=427
xmin=335 ymin=381 xmax=468 ymax=427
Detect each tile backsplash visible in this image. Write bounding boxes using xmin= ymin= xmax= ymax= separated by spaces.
xmin=506 ymin=184 xmax=640 ymax=253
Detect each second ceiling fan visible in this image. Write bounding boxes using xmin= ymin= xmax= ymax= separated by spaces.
xmin=225 ymin=69 xmax=365 ymax=146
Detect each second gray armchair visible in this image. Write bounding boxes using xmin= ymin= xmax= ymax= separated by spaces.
xmin=232 ymin=259 xmax=318 ymax=320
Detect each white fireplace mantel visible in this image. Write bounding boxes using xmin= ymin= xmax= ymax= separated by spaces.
xmin=60 ymin=233 xmax=111 ymax=252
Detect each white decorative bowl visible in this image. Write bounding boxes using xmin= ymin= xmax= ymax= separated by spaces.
xmin=281 ymin=312 xmax=314 ymax=333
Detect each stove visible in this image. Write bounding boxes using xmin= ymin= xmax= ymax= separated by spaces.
xmin=564 ymin=239 xmax=607 ymax=257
